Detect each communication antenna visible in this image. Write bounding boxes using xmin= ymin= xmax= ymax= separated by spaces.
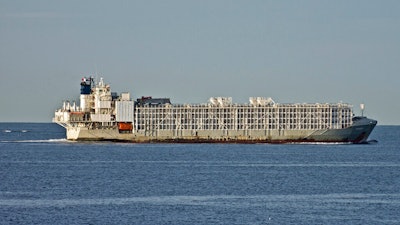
xmin=360 ymin=103 xmax=365 ymax=117
xmin=94 ymin=63 xmax=99 ymax=85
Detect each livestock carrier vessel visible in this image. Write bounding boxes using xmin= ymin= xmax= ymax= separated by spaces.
xmin=53 ymin=77 xmax=377 ymax=143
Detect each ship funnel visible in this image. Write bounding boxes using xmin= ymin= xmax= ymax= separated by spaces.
xmin=80 ymin=77 xmax=92 ymax=94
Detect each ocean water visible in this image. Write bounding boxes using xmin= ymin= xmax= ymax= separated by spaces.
xmin=0 ymin=123 xmax=399 ymax=225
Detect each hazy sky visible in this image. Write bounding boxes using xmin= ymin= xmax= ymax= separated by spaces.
xmin=1 ymin=0 xmax=399 ymax=124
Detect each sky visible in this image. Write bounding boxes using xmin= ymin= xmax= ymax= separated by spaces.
xmin=0 ymin=0 xmax=399 ymax=124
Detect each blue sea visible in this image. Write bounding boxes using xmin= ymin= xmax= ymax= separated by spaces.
xmin=0 ymin=123 xmax=399 ymax=224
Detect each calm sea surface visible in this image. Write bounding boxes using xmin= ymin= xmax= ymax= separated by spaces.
xmin=0 ymin=123 xmax=399 ymax=224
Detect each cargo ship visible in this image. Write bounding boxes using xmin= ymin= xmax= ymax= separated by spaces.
xmin=53 ymin=77 xmax=377 ymax=143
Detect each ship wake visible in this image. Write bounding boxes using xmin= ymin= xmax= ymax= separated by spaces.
xmin=1 ymin=139 xmax=68 ymax=143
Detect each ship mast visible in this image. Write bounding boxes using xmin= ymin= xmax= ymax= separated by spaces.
xmin=360 ymin=103 xmax=365 ymax=117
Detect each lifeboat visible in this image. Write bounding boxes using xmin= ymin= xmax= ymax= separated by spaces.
xmin=118 ymin=122 xmax=133 ymax=132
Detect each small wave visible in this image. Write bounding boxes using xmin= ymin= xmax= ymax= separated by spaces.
xmin=1 ymin=193 xmax=400 ymax=208
xmin=1 ymin=139 xmax=68 ymax=143
xmin=287 ymin=142 xmax=352 ymax=145
xmin=19 ymin=138 xmax=68 ymax=143
xmin=2 ymin=129 xmax=30 ymax=133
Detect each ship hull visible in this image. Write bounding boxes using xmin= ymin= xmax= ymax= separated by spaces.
xmin=65 ymin=118 xmax=376 ymax=144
